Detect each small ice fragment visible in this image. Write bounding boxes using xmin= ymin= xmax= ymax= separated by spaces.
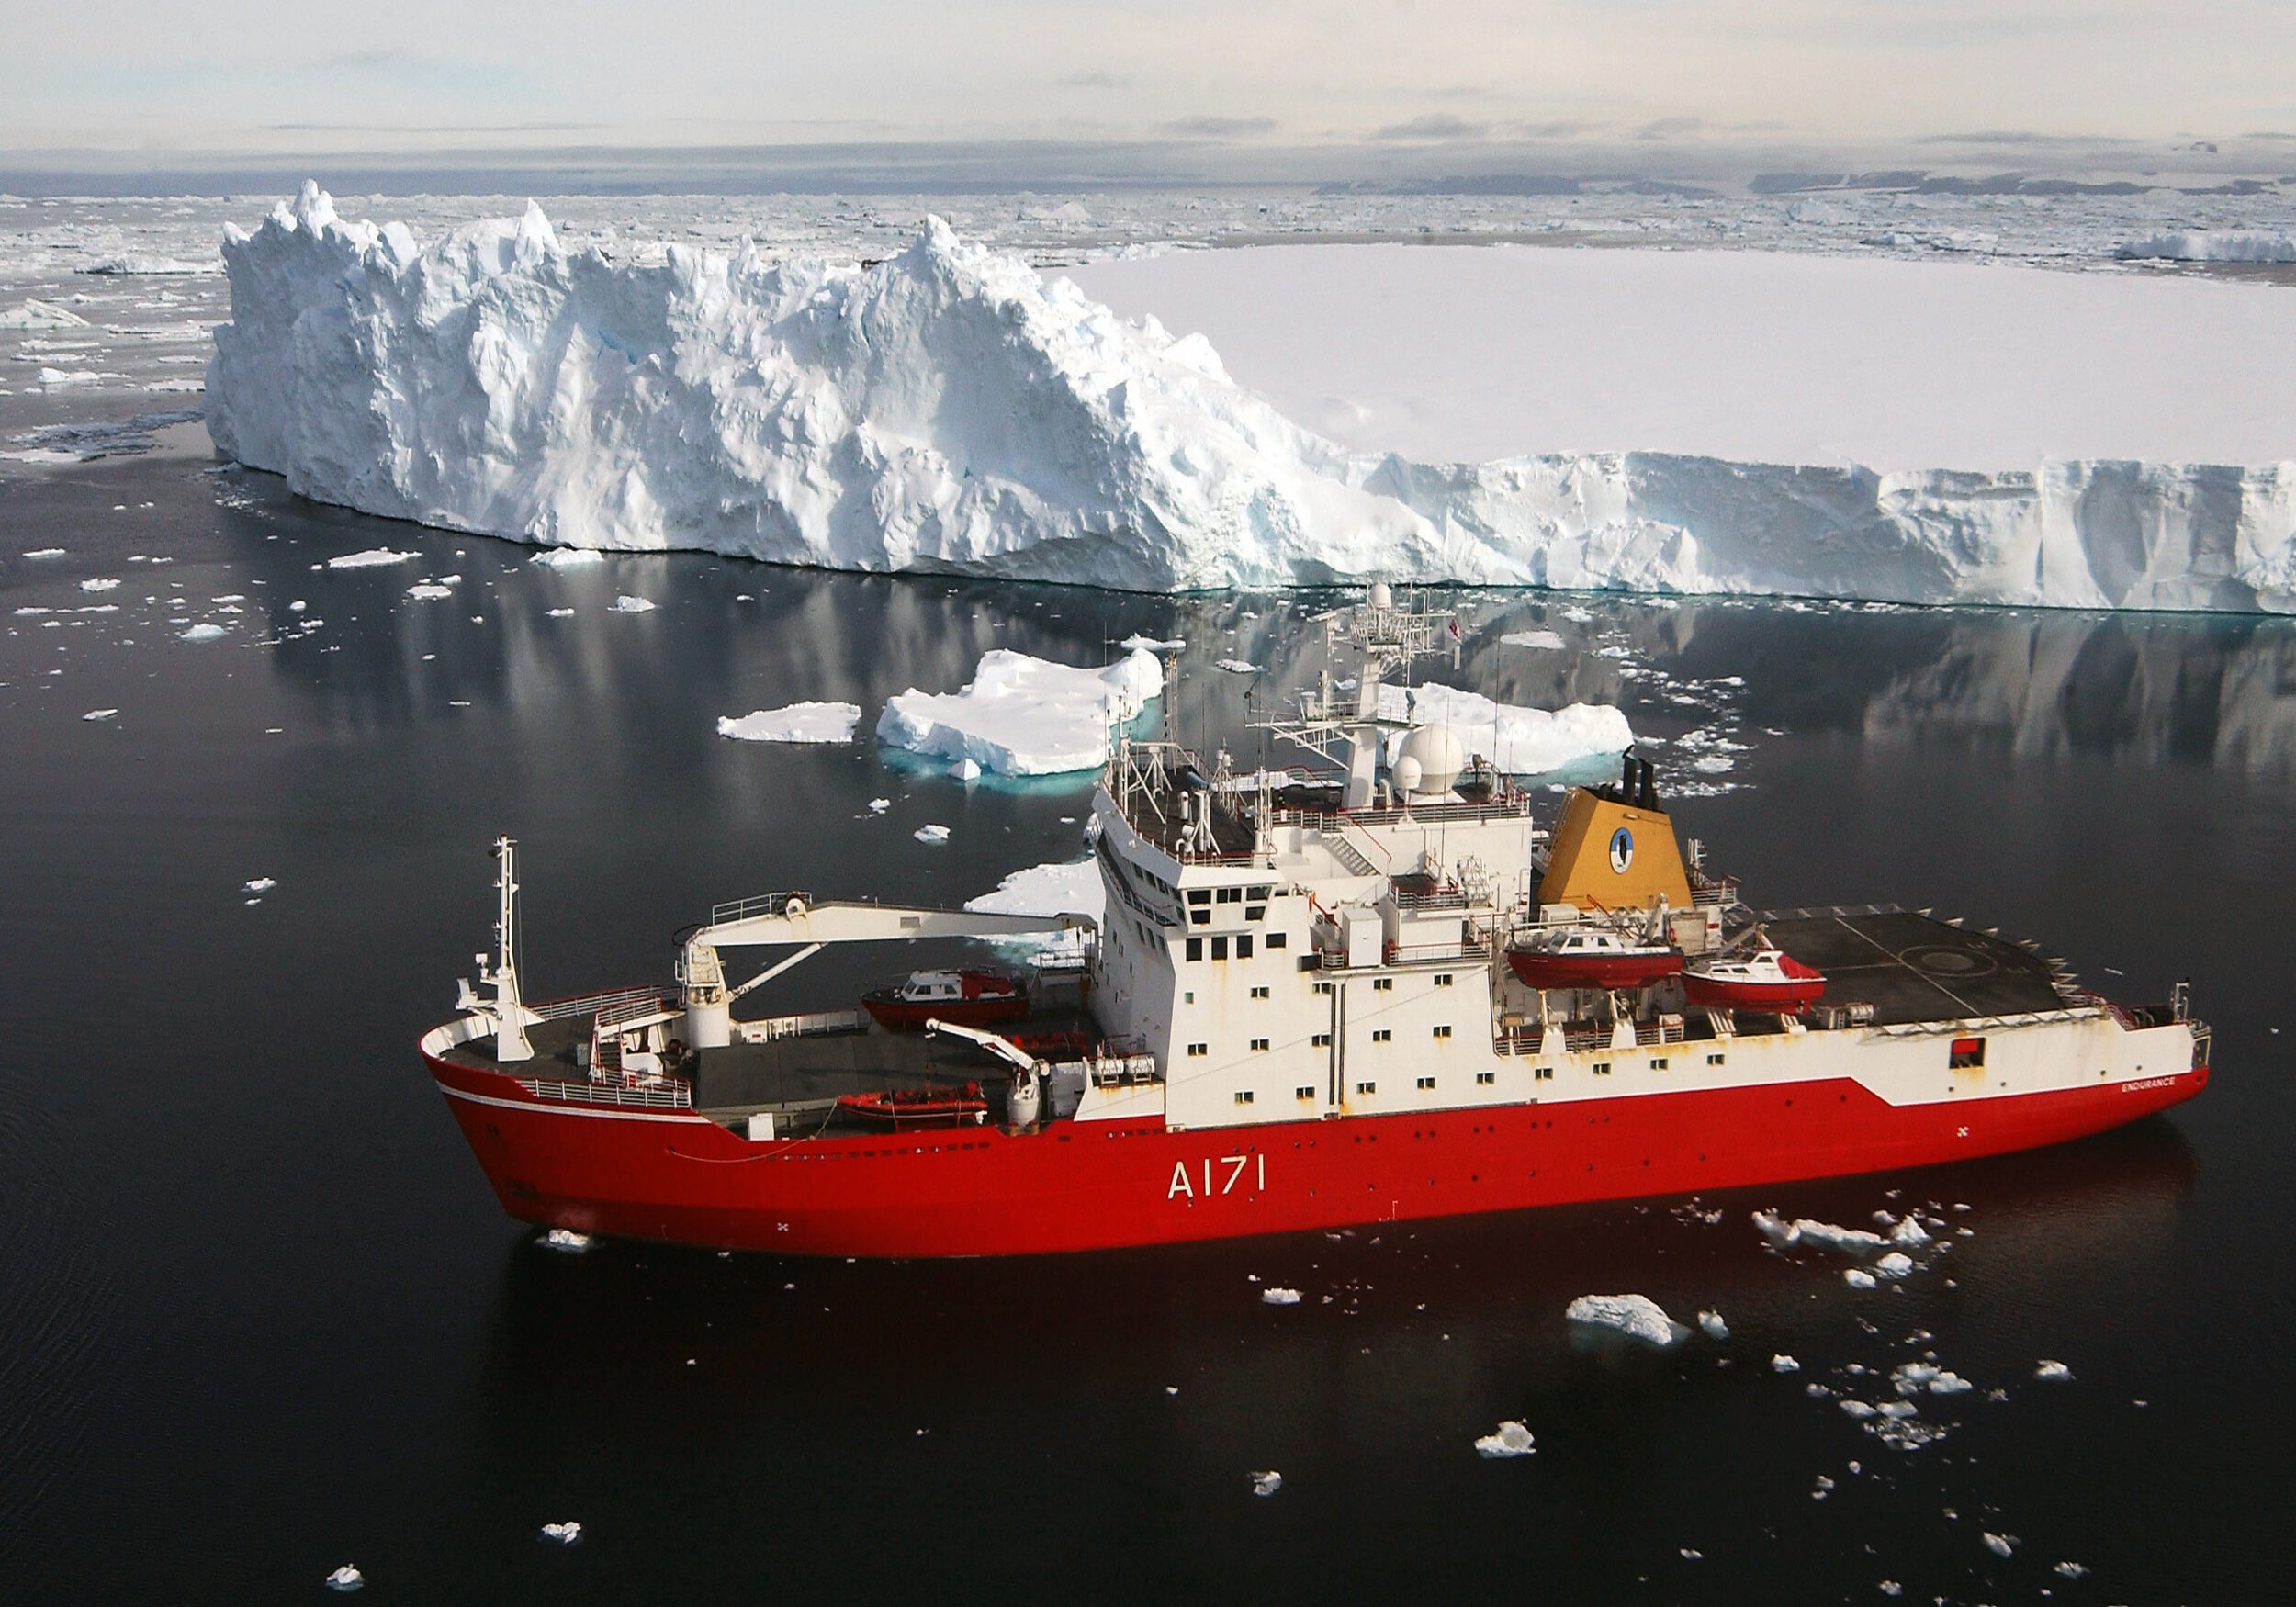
xmin=541 ymin=1228 xmax=591 ymax=1252
xmin=546 ymin=607 xmax=576 ymax=617
xmin=80 ymin=578 xmax=119 ymax=592
xmin=1929 ymin=1372 xmax=1974 ymax=1394
xmin=1697 ymin=1309 xmax=1728 ymax=1341
xmin=325 ymin=1565 xmax=363 ymax=1591
xmin=1773 ymin=1354 xmax=1800 ymax=1373
xmin=1888 ymin=1216 xmax=1930 ymax=1247
xmin=1565 ymin=1293 xmax=1679 ymax=1346
xmin=1875 ymin=1400 xmax=1918 ymax=1421
xmin=326 ymin=547 xmax=417 ymax=568
xmin=1165 ymin=1385 xmax=1178 ymax=1395
xmin=1251 ymin=1470 xmax=1282 ymax=1497
xmin=22 ymin=547 xmax=65 ymax=558
xmin=950 ymin=757 xmax=983 ymax=779
xmin=1839 ymin=1400 xmax=1878 ymax=1420
xmin=529 ymin=546 xmax=606 ymax=568
xmin=1982 ymin=1532 xmax=2017 ymax=1558
xmin=406 ymin=582 xmax=452 ymax=600
xmin=867 ymin=798 xmax=892 ymax=814
xmin=1680 ymin=1548 xmax=1702 ymax=1560
xmin=611 ymin=594 xmax=657 ymax=613
xmin=82 ymin=708 xmax=118 ymax=721
xmin=1878 ymin=1583 xmax=1901 ymax=1598
xmin=1120 ymin=634 xmax=1186 ymax=652
xmin=1215 ymin=658 xmax=1259 ymax=674
xmin=2054 ymin=1561 xmax=2088 ymax=1579
xmin=2035 ymin=1359 xmax=2074 ymax=1381
xmin=180 ymin=623 xmax=226 ymax=642
xmin=1474 ymin=1421 xmax=1536 ymax=1458
xmin=1500 ymin=629 xmax=1568 ymax=651
xmin=1814 ymin=1475 xmax=1835 ymax=1491
xmin=287 ymin=599 xmax=307 ymax=612
xmin=716 ymin=702 xmax=862 ymax=744
xmin=1843 ymin=1268 xmax=1877 ymax=1288
xmin=1261 ymin=1287 xmax=1301 ymax=1305
xmin=1874 ymin=1252 xmax=1914 ymax=1279
xmin=540 ymin=1521 xmax=581 ymax=1544
xmin=913 ymin=824 xmax=951 ymax=845
xmin=243 ymin=878 xmax=277 ymax=893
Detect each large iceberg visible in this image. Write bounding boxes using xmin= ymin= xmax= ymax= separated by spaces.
xmin=208 ymin=185 xmax=2296 ymax=611
xmin=876 ymin=647 xmax=1164 ymax=776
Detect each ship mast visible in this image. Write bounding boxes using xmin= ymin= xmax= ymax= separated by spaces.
xmin=479 ymin=835 xmax=533 ymax=1062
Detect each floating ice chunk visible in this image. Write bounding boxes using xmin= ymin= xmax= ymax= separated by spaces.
xmin=867 ymin=797 xmax=892 ymax=813
xmin=1773 ymin=1354 xmax=1800 ymax=1373
xmin=529 ymin=546 xmax=606 ymax=568
xmin=1755 ymin=1209 xmax=1889 ymax=1254
xmin=243 ymin=878 xmax=276 ymax=893
xmin=1843 ymin=1268 xmax=1877 ymax=1289
xmin=1874 ymin=1252 xmax=1915 ymax=1279
xmin=79 ymin=578 xmax=119 ymax=592
xmin=1383 ymin=682 xmax=1633 ymax=776
xmin=1566 ymin=1293 xmax=1679 ymax=1346
xmin=1680 ymin=1548 xmax=1702 ymax=1561
xmin=716 ymin=702 xmax=862 ymax=744
xmin=325 ymin=1565 xmax=363 ymax=1591
xmin=180 ymin=623 xmax=227 ymax=642
xmin=1120 ymin=634 xmax=1186 ymax=652
xmin=0 ymin=299 xmax=91 ymax=330
xmin=540 ymin=1522 xmax=581 ymax=1544
xmin=540 ymin=1228 xmax=591 ymax=1253
xmin=22 ymin=548 xmax=66 ymax=558
xmin=1214 ymin=657 xmax=1259 ymax=674
xmin=964 ymin=860 xmax=1104 ymax=924
xmin=81 ymin=253 xmax=214 ymax=275
xmin=2035 ymin=1359 xmax=2075 ymax=1381
xmin=1474 ymin=1421 xmax=1536 ymax=1458
xmin=1251 ymin=1470 xmax=1282 ymax=1497
xmin=1887 ymin=1216 xmax=1930 ymax=1247
xmin=878 ymin=648 xmax=1163 ymax=777
xmin=914 ymin=824 xmax=951 ymax=845
xmin=1840 ymin=1399 xmax=1878 ymax=1420
xmin=2119 ymin=230 xmax=2296 ymax=264
xmin=1877 ymin=1582 xmax=1900 ymax=1597
xmin=950 ymin=757 xmax=983 ymax=780
xmin=15 ymin=607 xmax=51 ymax=617
xmin=287 ymin=599 xmax=306 ymax=612
xmin=2054 ymin=1561 xmax=2088 ymax=1579
xmin=1261 ymin=1287 xmax=1302 ymax=1306
xmin=611 ymin=595 xmax=656 ymax=613
xmin=406 ymin=583 xmax=453 ymax=600
xmin=1982 ymin=1532 xmax=2017 ymax=1558
xmin=1929 ymin=1372 xmax=1973 ymax=1394
xmin=82 ymin=708 xmax=118 ymax=722
xmin=1697 ymin=1309 xmax=1729 ymax=1341
xmin=326 ymin=548 xmax=416 ymax=568
xmin=1500 ymin=629 xmax=1568 ymax=651
xmin=546 ymin=607 xmax=575 ymax=617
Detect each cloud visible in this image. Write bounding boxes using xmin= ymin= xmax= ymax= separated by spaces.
xmin=1056 ymin=70 xmax=1131 ymax=89
xmin=1156 ymin=116 xmax=1277 ymax=139
xmin=1636 ymin=116 xmax=1705 ymax=140
xmin=1373 ymin=114 xmax=1488 ymax=141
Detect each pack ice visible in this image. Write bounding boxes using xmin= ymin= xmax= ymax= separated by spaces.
xmin=207 ymin=185 xmax=2296 ymax=611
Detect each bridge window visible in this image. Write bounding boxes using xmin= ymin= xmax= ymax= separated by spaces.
xmin=1233 ymin=1090 xmax=1255 ymax=1105
xmin=1211 ymin=936 xmax=1229 ymax=961
xmin=1432 ymin=1025 xmax=1452 ymax=1039
xmin=1188 ymin=889 xmax=1210 ymax=905
xmin=1187 ymin=1043 xmax=1208 ymax=1057
xmin=1706 ymin=1052 xmax=1726 ymax=1066
xmin=1186 ymin=938 xmax=1202 ymax=961
xmin=1251 ymin=1039 xmax=1269 ymax=1052
xmin=1592 ymin=1061 xmax=1611 ymax=1075
xmin=1312 ymin=1033 xmax=1332 ymax=1047
xmin=1435 ymin=972 xmax=1453 ymax=986
xmin=1535 ymin=1066 xmax=1554 ymax=1081
xmin=1649 ymin=1056 xmax=1668 ymax=1071
xmin=1313 ymin=981 xmax=1333 ymax=995
xmin=1237 ymin=935 xmax=1254 ymax=959
xmin=1476 ymin=1071 xmax=1496 ymax=1085
xmin=1266 ymin=931 xmax=1288 ymax=950
xmin=1372 ymin=1028 xmax=1392 ymax=1043
xmin=1373 ymin=978 xmax=1393 ymax=992
xmin=1296 ymin=1085 xmax=1316 ymax=1100
xmin=1246 ymin=905 xmax=1266 ymax=922
xmin=1356 ymin=1081 xmax=1377 ymax=1096
xmin=1250 ymin=986 xmax=1269 ymax=999
xmin=1415 ymin=1075 xmax=1435 ymax=1090
xmin=1950 ymin=1037 xmax=1986 ymax=1070
xmin=1248 ymin=885 xmax=1271 ymax=901
xmin=1216 ymin=886 xmax=1243 ymax=904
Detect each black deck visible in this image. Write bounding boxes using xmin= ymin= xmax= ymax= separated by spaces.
xmin=1742 ymin=907 xmax=2076 ymax=1027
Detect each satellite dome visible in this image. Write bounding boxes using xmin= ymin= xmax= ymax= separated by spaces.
xmin=1392 ymin=756 xmax=1424 ymax=797
xmin=1367 ymin=581 xmax=1393 ymax=611
xmin=1393 ymin=724 xmax=1466 ymax=796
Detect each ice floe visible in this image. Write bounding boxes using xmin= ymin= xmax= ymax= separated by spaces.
xmin=1120 ymin=634 xmax=1186 ymax=651
xmin=82 ymin=708 xmax=118 ymax=722
xmin=866 ymin=797 xmax=892 ymax=813
xmin=327 ymin=548 xmax=415 ymax=569
xmin=1499 ymin=629 xmax=1568 ymax=651
xmin=1772 ymin=1354 xmax=1800 ymax=1373
xmin=243 ymin=878 xmax=276 ymax=893
xmin=325 ymin=1565 xmax=363 ymax=1591
xmin=406 ymin=582 xmax=452 ymax=600
xmin=540 ymin=1228 xmax=592 ymax=1252
xmin=1566 ymin=1293 xmax=1680 ymax=1346
xmin=529 ymin=546 xmax=606 ymax=568
xmin=611 ymin=595 xmax=656 ymax=613
xmin=0 ymin=299 xmax=91 ymax=330
xmin=22 ymin=547 xmax=66 ymax=558
xmin=179 ymin=624 xmax=226 ymax=642
xmin=2054 ymin=1560 xmax=2088 ymax=1579
xmin=1474 ymin=1421 xmax=1536 ymax=1458
xmin=1379 ymin=682 xmax=1634 ymax=775
xmin=913 ymin=824 xmax=951 ymax=845
xmin=963 ymin=859 xmax=1104 ymax=923
xmin=716 ymin=702 xmax=862 ymax=744
xmin=877 ymin=648 xmax=1163 ymax=777
xmin=2034 ymin=1359 xmax=2075 ymax=1381
xmin=1251 ymin=1470 xmax=1282 ymax=1497
xmin=1982 ymin=1532 xmax=2018 ymax=1558
xmin=541 ymin=1522 xmax=581 ymax=1544
xmin=1843 ymin=1268 xmax=1877 ymax=1289
xmin=1696 ymin=1309 xmax=1729 ymax=1341
xmin=2119 ymin=230 xmax=2296 ymax=264
xmin=1260 ymin=1287 xmax=1302 ymax=1306
xmin=78 ymin=578 xmax=119 ymax=592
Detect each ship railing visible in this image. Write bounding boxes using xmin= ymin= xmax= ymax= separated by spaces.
xmin=1863 ymin=1004 xmax=2110 ymax=1039
xmin=530 ymin=986 xmax=663 ymax=1024
xmin=710 ymin=890 xmax=814 ymax=927
xmin=515 ymin=1075 xmax=693 ymax=1111
xmin=735 ymin=1008 xmax=869 ymax=1044
xmin=1383 ymin=936 xmax=1491 ymax=966
xmin=596 ymin=994 xmax=673 ymax=1035
xmin=1690 ymin=877 xmax=1737 ymax=908
xmin=1389 ymin=886 xmax=1472 ymax=912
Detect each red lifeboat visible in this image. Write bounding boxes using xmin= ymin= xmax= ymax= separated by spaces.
xmin=1507 ymin=924 xmax=1683 ymax=991
xmin=837 ymin=1082 xmax=989 ymax=1127
xmin=862 ymin=969 xmax=1030 ymax=1031
xmin=1682 ymin=945 xmax=1827 ymax=1014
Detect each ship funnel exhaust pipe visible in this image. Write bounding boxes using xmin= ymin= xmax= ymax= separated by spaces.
xmin=1638 ymin=759 xmax=1658 ymax=812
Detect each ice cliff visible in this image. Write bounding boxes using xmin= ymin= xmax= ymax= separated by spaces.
xmin=208 ymin=185 xmax=2296 ymax=611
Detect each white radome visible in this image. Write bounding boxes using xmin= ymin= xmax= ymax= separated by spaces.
xmin=1394 ymin=723 xmax=1466 ymax=797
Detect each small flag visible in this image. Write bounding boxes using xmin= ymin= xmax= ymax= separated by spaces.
xmin=1446 ymin=618 xmax=1462 ymax=644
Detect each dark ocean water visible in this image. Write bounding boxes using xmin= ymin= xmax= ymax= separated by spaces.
xmin=2 ymin=451 xmax=2291 ymax=1605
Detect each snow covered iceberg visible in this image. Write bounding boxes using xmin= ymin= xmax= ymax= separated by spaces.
xmin=876 ymin=647 xmax=1163 ymax=777
xmin=207 ymin=185 xmax=2296 ymax=611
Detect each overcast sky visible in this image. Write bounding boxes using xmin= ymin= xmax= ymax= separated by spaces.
xmin=6 ymin=1 xmax=2293 ymax=165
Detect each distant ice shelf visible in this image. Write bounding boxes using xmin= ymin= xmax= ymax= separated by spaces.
xmin=206 ymin=185 xmax=2296 ymax=612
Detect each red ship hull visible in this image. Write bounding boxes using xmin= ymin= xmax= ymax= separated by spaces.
xmin=424 ymin=1045 xmax=2205 ymax=1260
